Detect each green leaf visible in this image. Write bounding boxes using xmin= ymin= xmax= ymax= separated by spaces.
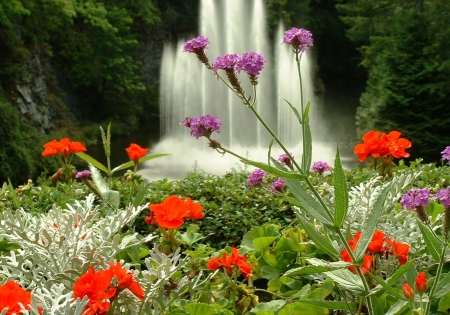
xmin=0 ymin=240 xmax=21 ymax=252
xmin=385 ymin=300 xmax=409 ymax=315
xmin=132 ymin=183 xmax=150 ymax=208
xmin=333 ymin=148 xmax=348 ymax=228
xmin=438 ymin=292 xmax=450 ymax=313
xmin=240 ymin=159 xmax=305 ymax=180
xmin=284 ymin=99 xmax=302 ymax=124
xmin=241 ymin=225 xmax=281 ymax=253
xmin=354 ymin=184 xmax=392 ymax=262
xmin=76 ymin=152 xmax=108 ymax=173
xmin=323 ymin=269 xmax=365 ymax=295
xmin=301 ymin=101 xmax=312 ymax=174
xmin=273 ymin=228 xmax=308 ymax=252
xmin=184 ymin=303 xmax=217 ymax=315
xmin=434 ymin=272 xmax=450 ymax=298
xmin=367 ymin=272 xmax=405 ymax=300
xmin=248 ymin=299 xmax=286 ymax=315
xmin=261 ymin=265 xmax=281 ymax=280
xmin=278 ymin=301 xmax=328 ymax=315
xmin=284 ymin=259 xmax=350 ymax=277
xmin=88 ymin=164 xmax=109 ymax=193
xmin=417 ymin=220 xmax=443 ymax=262
xmin=176 ymin=230 xmax=205 ymax=247
xmin=295 ymin=211 xmax=338 ymax=259
xmin=297 ymin=299 xmax=357 ymax=310
xmin=111 ymin=153 xmax=170 ymax=173
xmin=285 ymin=178 xmax=334 ymax=227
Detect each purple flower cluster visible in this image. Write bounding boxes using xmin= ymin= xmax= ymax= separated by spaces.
xmin=442 ymin=146 xmax=450 ymax=162
xmin=311 ymin=161 xmax=332 ymax=174
xmin=436 ymin=188 xmax=450 ymax=208
xmin=213 ymin=54 xmax=240 ymax=72
xmin=180 ymin=115 xmax=222 ymax=139
xmin=235 ymin=52 xmax=267 ymax=75
xmin=75 ymin=170 xmax=91 ymax=180
xmin=283 ymin=27 xmax=313 ymax=52
xmin=270 ymin=178 xmax=286 ymax=194
xmin=400 ymin=188 xmax=432 ymax=210
xmin=247 ymin=169 xmax=266 ymax=187
xmin=183 ymin=36 xmax=210 ymax=53
xmin=278 ymin=153 xmax=292 ymax=165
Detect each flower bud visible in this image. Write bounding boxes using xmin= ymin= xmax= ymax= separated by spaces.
xmin=415 ymin=272 xmax=428 ymax=296
xmin=403 ymin=283 xmax=414 ymax=301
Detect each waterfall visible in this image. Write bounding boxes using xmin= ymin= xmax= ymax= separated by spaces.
xmin=141 ymin=0 xmax=337 ymax=181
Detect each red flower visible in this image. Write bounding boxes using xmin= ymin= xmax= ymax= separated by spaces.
xmin=125 ymin=143 xmax=149 ymax=163
xmin=148 ymin=196 xmax=204 ymax=229
xmin=403 ymin=283 xmax=414 ymax=301
xmin=42 ymin=138 xmax=87 ymax=157
xmin=340 ymin=231 xmax=377 ymax=274
xmin=354 ymin=130 xmax=411 ymax=162
xmin=108 ymin=262 xmax=144 ymax=300
xmin=207 ymin=247 xmax=253 ymax=279
xmin=415 ymin=272 xmax=428 ymax=296
xmin=73 ymin=268 xmax=116 ymax=315
xmin=367 ymin=230 xmax=387 ymax=254
xmin=386 ymin=238 xmax=410 ymax=265
xmin=0 ymin=280 xmax=33 ymax=315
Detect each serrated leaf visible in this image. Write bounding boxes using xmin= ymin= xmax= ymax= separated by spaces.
xmin=333 ymin=148 xmax=347 ymax=228
xmin=301 ymin=101 xmax=312 ymax=174
xmin=295 ymin=211 xmax=338 ymax=259
xmin=241 ymin=159 xmax=305 ymax=179
xmin=285 ymin=178 xmax=333 ymax=227
xmin=354 ymin=184 xmax=392 ymax=261
xmin=76 ymin=152 xmax=108 ymax=173
xmin=417 ymin=220 xmax=443 ymax=262
xmin=88 ymin=164 xmax=109 ymax=193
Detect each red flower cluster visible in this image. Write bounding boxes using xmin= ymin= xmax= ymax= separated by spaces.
xmin=340 ymin=230 xmax=410 ymax=274
xmin=73 ymin=262 xmax=144 ymax=315
xmin=42 ymin=138 xmax=87 ymax=157
xmin=146 ymin=196 xmax=204 ymax=229
xmin=207 ymin=247 xmax=253 ymax=279
xmin=354 ymin=130 xmax=411 ymax=163
xmin=0 ymin=280 xmax=33 ymax=314
xmin=125 ymin=143 xmax=149 ymax=163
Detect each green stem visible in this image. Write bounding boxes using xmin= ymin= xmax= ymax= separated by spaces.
xmin=295 ymin=51 xmax=307 ymax=169
xmin=424 ymin=244 xmax=446 ymax=314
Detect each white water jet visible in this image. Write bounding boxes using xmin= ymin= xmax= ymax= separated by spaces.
xmin=140 ymin=0 xmax=337 ymax=181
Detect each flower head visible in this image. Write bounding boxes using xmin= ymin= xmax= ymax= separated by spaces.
xmin=441 ymin=146 xmax=450 ymax=162
xmin=183 ymin=36 xmax=210 ymax=53
xmin=0 ymin=280 xmax=33 ymax=315
xmin=235 ymin=52 xmax=267 ymax=76
xmin=354 ymin=130 xmax=411 ymax=162
xmin=415 ymin=272 xmax=428 ymax=296
xmin=403 ymin=283 xmax=414 ymax=301
xmin=108 ymin=262 xmax=144 ymax=300
xmin=75 ymin=170 xmax=92 ymax=180
xmin=278 ymin=153 xmax=293 ymax=167
xmin=148 ymin=196 xmax=204 ymax=229
xmin=213 ymin=54 xmax=240 ymax=72
xmin=283 ymin=27 xmax=313 ymax=52
xmin=182 ymin=115 xmax=222 ymax=139
xmin=436 ymin=188 xmax=450 ymax=208
xmin=270 ymin=178 xmax=286 ymax=194
xmin=207 ymin=247 xmax=253 ymax=279
xmin=367 ymin=229 xmax=387 ymax=254
xmin=311 ymin=161 xmax=332 ymax=174
xmin=247 ymin=168 xmax=265 ymax=187
xmin=42 ymin=138 xmax=87 ymax=157
xmin=400 ymin=188 xmax=432 ymax=210
xmin=126 ymin=143 xmax=149 ymax=163
xmin=73 ymin=267 xmax=116 ymax=315
xmin=386 ymin=238 xmax=410 ymax=265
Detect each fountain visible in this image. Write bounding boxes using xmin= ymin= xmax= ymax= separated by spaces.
xmin=140 ymin=0 xmax=338 ymax=181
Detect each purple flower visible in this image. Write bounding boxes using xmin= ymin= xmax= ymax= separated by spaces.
xmin=235 ymin=52 xmax=267 ymax=75
xmin=311 ymin=161 xmax=332 ymax=174
xmin=183 ymin=36 xmax=210 ymax=53
xmin=283 ymin=27 xmax=313 ymax=52
xmin=248 ymin=169 xmax=266 ymax=187
xmin=436 ymin=188 xmax=450 ymax=208
xmin=75 ymin=170 xmax=91 ymax=179
xmin=213 ymin=54 xmax=240 ymax=72
xmin=400 ymin=188 xmax=432 ymax=210
xmin=442 ymin=146 xmax=450 ymax=162
xmin=270 ymin=178 xmax=286 ymax=194
xmin=181 ymin=114 xmax=222 ymax=139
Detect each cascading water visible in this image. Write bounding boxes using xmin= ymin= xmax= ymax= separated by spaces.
xmin=140 ymin=0 xmax=336 ymax=181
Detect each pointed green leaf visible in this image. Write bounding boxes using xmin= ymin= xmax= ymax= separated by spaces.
xmin=295 ymin=211 xmax=338 ymax=259
xmin=132 ymin=183 xmax=150 ymax=208
xmin=354 ymin=184 xmax=392 ymax=261
xmin=184 ymin=303 xmax=217 ymax=315
xmin=88 ymin=164 xmax=109 ymax=193
xmin=284 ymin=99 xmax=302 ymax=124
xmin=296 ymin=299 xmax=357 ymax=310
xmin=285 ymin=178 xmax=334 ymax=227
xmin=76 ymin=152 xmax=108 ymax=174
xmin=176 ymin=231 xmax=205 ymax=247
xmin=241 ymin=159 xmax=305 ymax=179
xmin=284 ymin=262 xmax=350 ymax=278
xmin=417 ymin=220 xmax=443 ymax=262
xmin=241 ymin=225 xmax=281 ymax=253
xmin=324 ymin=269 xmax=365 ymax=295
xmin=111 ymin=153 xmax=170 ymax=173
xmin=333 ymin=148 xmax=348 ymax=228
xmin=385 ymin=300 xmax=409 ymax=315
xmin=367 ymin=272 xmax=405 ymax=300
xmin=301 ymin=102 xmax=312 ymax=174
